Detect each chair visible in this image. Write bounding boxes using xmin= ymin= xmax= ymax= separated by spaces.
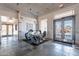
xmin=42 ymin=31 xmax=46 ymax=38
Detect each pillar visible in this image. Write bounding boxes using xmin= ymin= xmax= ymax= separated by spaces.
xmin=17 ymin=10 xmax=20 ymax=40
xmin=36 ymin=16 xmax=39 ymax=30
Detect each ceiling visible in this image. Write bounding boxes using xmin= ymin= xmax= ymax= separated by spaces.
xmin=1 ymin=3 xmax=76 ymax=18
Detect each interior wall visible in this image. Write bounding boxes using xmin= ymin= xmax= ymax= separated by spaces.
xmin=39 ymin=19 xmax=47 ymax=33
xmin=19 ymin=17 xmax=36 ymax=39
xmin=38 ymin=4 xmax=79 ymax=45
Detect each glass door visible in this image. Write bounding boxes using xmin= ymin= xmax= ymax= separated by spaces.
xmin=54 ymin=16 xmax=75 ymax=44
xmin=63 ymin=20 xmax=73 ymax=42
xmin=8 ymin=25 xmax=13 ymax=36
xmin=54 ymin=20 xmax=63 ymax=41
xmin=1 ymin=25 xmax=7 ymax=37
xmin=1 ymin=24 xmax=13 ymax=37
xmin=63 ymin=17 xmax=75 ymax=43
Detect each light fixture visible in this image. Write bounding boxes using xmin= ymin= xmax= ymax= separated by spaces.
xmin=59 ymin=4 xmax=64 ymax=8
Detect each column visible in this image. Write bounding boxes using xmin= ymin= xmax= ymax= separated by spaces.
xmin=17 ymin=10 xmax=20 ymax=40
xmin=36 ymin=16 xmax=39 ymax=30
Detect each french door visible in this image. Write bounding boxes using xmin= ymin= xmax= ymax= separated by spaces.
xmin=1 ymin=24 xmax=13 ymax=37
xmin=53 ymin=16 xmax=75 ymax=44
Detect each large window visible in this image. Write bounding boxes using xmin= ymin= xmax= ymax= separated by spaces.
xmin=53 ymin=16 xmax=75 ymax=44
xmin=0 ymin=16 xmax=18 ymax=36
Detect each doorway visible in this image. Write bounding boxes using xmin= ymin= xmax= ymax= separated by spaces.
xmin=1 ymin=24 xmax=13 ymax=37
xmin=53 ymin=16 xmax=75 ymax=44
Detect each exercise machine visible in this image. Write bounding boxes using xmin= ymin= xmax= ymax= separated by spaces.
xmin=23 ymin=30 xmax=48 ymax=48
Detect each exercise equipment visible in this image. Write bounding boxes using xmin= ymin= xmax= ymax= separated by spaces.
xmin=23 ymin=30 xmax=48 ymax=46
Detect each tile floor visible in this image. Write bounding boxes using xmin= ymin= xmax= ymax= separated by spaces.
xmin=0 ymin=36 xmax=79 ymax=56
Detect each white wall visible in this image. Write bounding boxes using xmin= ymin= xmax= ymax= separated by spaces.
xmin=38 ymin=4 xmax=79 ymax=45
xmin=19 ymin=17 xmax=36 ymax=39
xmin=39 ymin=19 xmax=47 ymax=33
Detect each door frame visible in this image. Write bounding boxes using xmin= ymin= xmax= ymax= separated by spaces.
xmin=53 ymin=15 xmax=75 ymax=44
